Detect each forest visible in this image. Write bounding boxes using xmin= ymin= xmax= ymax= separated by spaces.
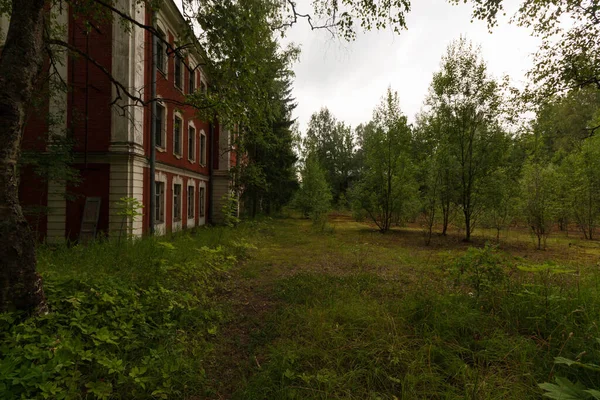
xmin=1 ymin=0 xmax=600 ymax=399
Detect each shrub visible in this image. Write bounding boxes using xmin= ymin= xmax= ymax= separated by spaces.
xmin=0 ymin=231 xmax=242 ymax=399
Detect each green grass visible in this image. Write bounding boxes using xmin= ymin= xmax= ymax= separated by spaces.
xmin=3 ymin=215 xmax=600 ymax=399
xmin=225 ymin=216 xmax=600 ymax=399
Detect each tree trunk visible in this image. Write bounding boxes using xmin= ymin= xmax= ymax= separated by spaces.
xmin=0 ymin=0 xmax=48 ymax=314
xmin=464 ymin=209 xmax=471 ymax=242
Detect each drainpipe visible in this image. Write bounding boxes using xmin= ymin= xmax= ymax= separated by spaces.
xmin=208 ymin=120 xmax=215 ymax=225
xmin=149 ymin=10 xmax=157 ymax=235
xmin=84 ymin=30 xmax=89 ymax=169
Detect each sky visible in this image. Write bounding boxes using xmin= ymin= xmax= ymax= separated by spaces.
xmin=280 ymin=0 xmax=541 ymax=133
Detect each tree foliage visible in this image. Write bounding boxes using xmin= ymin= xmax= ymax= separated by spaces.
xmin=425 ymin=38 xmax=508 ymax=241
xmin=294 ymin=153 xmax=332 ymax=227
xmin=350 ymin=88 xmax=417 ymax=233
xmin=304 ymin=108 xmax=356 ymax=204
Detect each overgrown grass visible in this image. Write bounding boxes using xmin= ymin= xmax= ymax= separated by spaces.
xmin=3 ymin=216 xmax=600 ymax=399
xmin=0 ymin=223 xmax=261 ymax=400
xmin=231 ymin=217 xmax=600 ymax=399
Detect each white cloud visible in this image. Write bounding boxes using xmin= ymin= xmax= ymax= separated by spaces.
xmin=282 ymin=0 xmax=541 ymax=133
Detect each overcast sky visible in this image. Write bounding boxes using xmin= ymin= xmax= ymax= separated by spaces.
xmin=280 ymin=0 xmax=541 ymax=133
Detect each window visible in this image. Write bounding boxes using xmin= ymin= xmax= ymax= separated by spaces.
xmin=174 ymin=116 xmax=182 ymax=155
xmin=187 ymin=185 xmax=194 ymax=218
xmin=188 ymin=67 xmax=195 ymax=93
xmin=199 ymin=187 xmax=205 ymax=217
xmin=200 ymin=80 xmax=206 ymax=94
xmin=173 ymin=184 xmax=182 ymax=221
xmin=156 ymin=30 xmax=166 ymax=73
xmin=155 ymin=181 xmax=165 ymax=223
xmin=200 ymin=131 xmax=206 ymax=165
xmin=174 ymin=54 xmax=183 ymax=90
xmin=155 ymin=103 xmax=165 ymax=148
xmin=188 ymin=126 xmax=195 ymax=161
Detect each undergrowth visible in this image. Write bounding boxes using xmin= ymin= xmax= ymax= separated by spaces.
xmin=4 ymin=217 xmax=600 ymax=399
xmin=0 ymin=223 xmax=259 ymax=400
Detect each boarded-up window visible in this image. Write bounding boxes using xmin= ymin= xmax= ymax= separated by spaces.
xmin=80 ymin=197 xmax=101 ymax=242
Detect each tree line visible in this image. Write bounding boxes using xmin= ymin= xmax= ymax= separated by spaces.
xmin=294 ymin=37 xmax=600 ymax=247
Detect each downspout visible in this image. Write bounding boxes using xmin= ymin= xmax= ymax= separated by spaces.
xmin=84 ymin=30 xmax=89 ymax=168
xmin=208 ymin=120 xmax=215 ymax=225
xmin=149 ymin=10 xmax=157 ymax=235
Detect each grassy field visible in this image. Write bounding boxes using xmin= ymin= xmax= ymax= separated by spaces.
xmin=2 ymin=214 xmax=600 ymax=399
xmin=206 ymin=214 xmax=600 ymax=399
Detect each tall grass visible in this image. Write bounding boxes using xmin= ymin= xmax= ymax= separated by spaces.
xmin=233 ymin=222 xmax=600 ymax=399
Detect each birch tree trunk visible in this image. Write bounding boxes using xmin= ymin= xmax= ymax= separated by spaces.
xmin=0 ymin=0 xmax=48 ymax=314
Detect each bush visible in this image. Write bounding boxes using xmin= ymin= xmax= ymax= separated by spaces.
xmin=0 ymin=230 xmax=244 ymax=399
xmin=450 ymin=244 xmax=508 ymax=299
xmin=294 ymin=155 xmax=332 ymax=228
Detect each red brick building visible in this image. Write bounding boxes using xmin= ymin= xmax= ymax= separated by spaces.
xmin=1 ymin=0 xmax=236 ymax=242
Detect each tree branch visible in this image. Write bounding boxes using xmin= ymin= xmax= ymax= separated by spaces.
xmin=46 ymin=38 xmax=219 ymax=114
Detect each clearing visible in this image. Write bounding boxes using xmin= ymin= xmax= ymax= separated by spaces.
xmin=204 ymin=214 xmax=600 ymax=399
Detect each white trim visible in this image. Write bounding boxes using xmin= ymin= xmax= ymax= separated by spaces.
xmin=187 ymin=121 xmax=196 ymax=162
xmin=172 ymin=176 xmax=183 ymax=232
xmin=186 ymin=179 xmax=196 ymax=228
xmin=155 ymin=23 xmax=168 ymax=76
xmin=173 ymin=111 xmax=183 ymax=157
xmin=174 ymin=52 xmax=184 ymax=93
xmin=155 ymin=162 xmax=209 ymax=181
xmin=154 ymin=171 xmax=167 ymax=235
xmin=155 ymin=98 xmax=167 ymax=151
xmin=199 ymin=129 xmax=207 ymax=166
xmin=198 ymin=180 xmax=207 ymax=226
xmin=187 ymin=65 xmax=197 ymax=94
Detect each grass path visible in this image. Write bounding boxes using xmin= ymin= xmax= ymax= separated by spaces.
xmin=204 ymin=215 xmax=600 ymax=399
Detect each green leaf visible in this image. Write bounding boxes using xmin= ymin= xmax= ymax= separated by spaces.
xmin=539 ymin=377 xmax=590 ymax=400
xmin=555 ymin=357 xmax=579 ymax=367
xmin=85 ymin=381 xmax=113 ymax=399
xmin=585 ymin=390 xmax=600 ymax=400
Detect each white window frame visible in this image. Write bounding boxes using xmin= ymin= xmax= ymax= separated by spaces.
xmin=172 ymin=176 xmax=183 ymax=232
xmin=154 ymin=172 xmax=167 ymax=235
xmin=173 ymin=112 xmax=183 ymax=157
xmin=187 ymin=181 xmax=196 ymax=229
xmin=198 ymin=183 xmax=206 ymax=221
xmin=188 ymin=122 xmax=196 ymax=162
xmin=188 ymin=66 xmax=196 ymax=94
xmin=174 ymin=52 xmax=184 ymax=92
xmin=156 ymin=28 xmax=168 ymax=76
xmin=199 ymin=129 xmax=207 ymax=166
xmin=155 ymin=99 xmax=167 ymax=151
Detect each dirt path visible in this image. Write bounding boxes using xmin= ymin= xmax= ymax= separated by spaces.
xmin=204 ymin=260 xmax=279 ymax=398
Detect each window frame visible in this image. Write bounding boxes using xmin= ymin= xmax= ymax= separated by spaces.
xmin=199 ymin=186 xmax=205 ymax=217
xmin=173 ymin=114 xmax=183 ymax=156
xmin=174 ymin=53 xmax=183 ymax=91
xmin=199 ymin=130 xmax=207 ymax=166
xmin=154 ymin=181 xmax=165 ymax=223
xmin=155 ymin=102 xmax=166 ymax=150
xmin=173 ymin=183 xmax=182 ymax=222
xmin=188 ymin=66 xmax=196 ymax=93
xmin=187 ymin=185 xmax=195 ymax=219
xmin=156 ymin=29 xmax=167 ymax=75
xmin=188 ymin=125 xmax=196 ymax=162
